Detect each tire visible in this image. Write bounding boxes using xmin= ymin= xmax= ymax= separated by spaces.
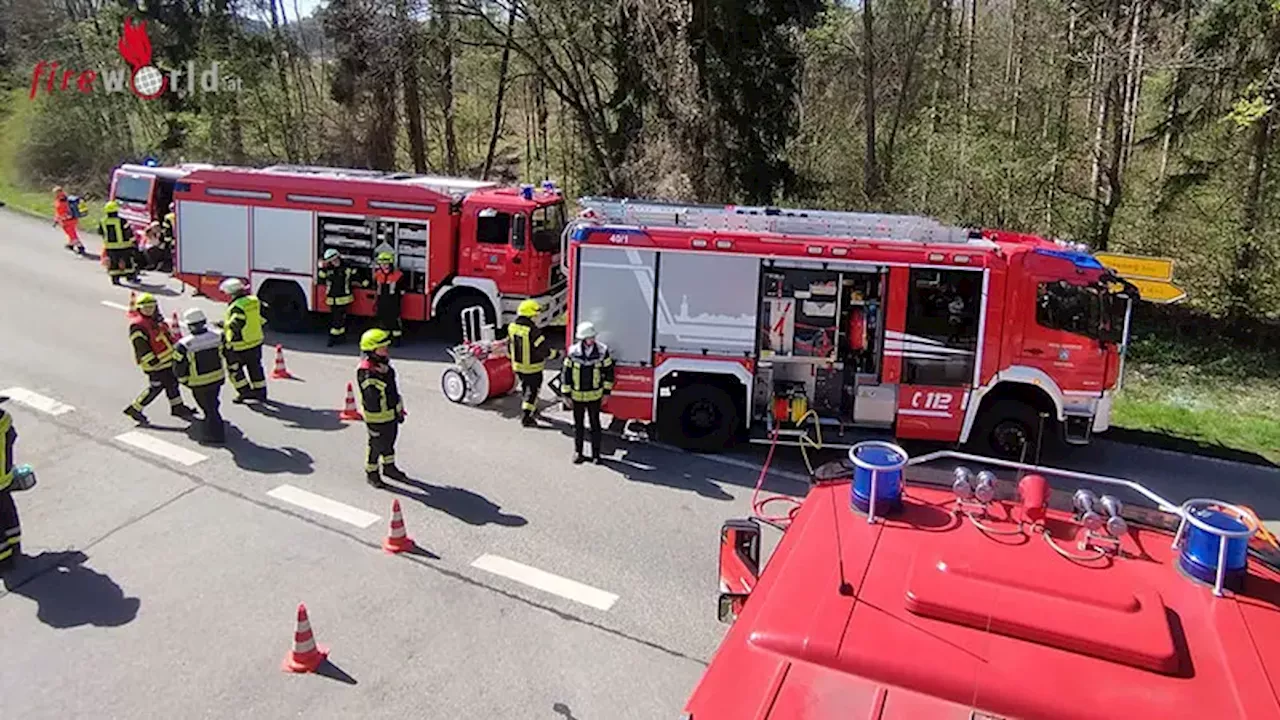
xmin=440 ymin=367 xmax=469 ymax=404
xmin=441 ymin=295 xmax=496 ymax=343
xmin=969 ymin=400 xmax=1057 ymax=461
xmin=659 ymin=384 xmax=740 ymax=453
xmin=259 ymin=282 xmax=309 ymax=334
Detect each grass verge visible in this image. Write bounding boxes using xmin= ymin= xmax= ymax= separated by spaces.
xmin=0 ymin=89 xmax=101 ymax=227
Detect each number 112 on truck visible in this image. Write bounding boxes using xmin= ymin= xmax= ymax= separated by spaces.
xmin=562 ymin=198 xmax=1138 ymax=458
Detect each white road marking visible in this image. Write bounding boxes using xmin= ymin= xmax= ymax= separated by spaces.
xmin=114 ymin=431 xmax=208 ymax=466
xmin=266 ymin=485 xmax=381 ymax=529
xmin=610 ymin=457 xmax=656 ymax=471
xmin=650 ymin=441 xmax=811 ymax=483
xmin=470 ymin=554 xmax=619 ymax=611
xmin=0 ymin=387 xmax=75 ymax=416
xmin=101 ymin=300 xmax=130 ymax=311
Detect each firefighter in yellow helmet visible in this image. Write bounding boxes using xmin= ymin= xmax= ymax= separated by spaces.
xmin=358 ymin=329 xmax=407 ymax=488
xmin=561 ymin=321 xmax=614 ymax=463
xmin=99 ymin=199 xmax=139 ymax=286
xmin=507 ymin=298 xmax=560 ymax=427
xmin=124 ymin=292 xmax=197 ymax=425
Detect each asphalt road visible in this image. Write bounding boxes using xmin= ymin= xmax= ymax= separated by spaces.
xmin=1 ymin=209 xmax=1277 ymax=718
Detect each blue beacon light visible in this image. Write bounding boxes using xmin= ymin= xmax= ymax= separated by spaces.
xmin=848 ymin=441 xmax=908 ymax=523
xmin=520 ymin=184 xmax=535 ymax=201
xmin=1172 ymin=499 xmax=1258 ymax=596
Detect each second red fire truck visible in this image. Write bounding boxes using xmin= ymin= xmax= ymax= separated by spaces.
xmin=562 ymin=198 xmax=1138 ymax=458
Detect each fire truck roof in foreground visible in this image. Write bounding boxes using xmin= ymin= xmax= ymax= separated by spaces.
xmin=684 ymin=451 xmax=1280 ymax=720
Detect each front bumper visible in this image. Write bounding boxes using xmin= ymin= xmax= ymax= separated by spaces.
xmin=500 ymin=284 xmax=569 ymax=328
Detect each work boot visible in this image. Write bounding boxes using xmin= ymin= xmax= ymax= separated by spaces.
xmin=382 ymin=464 xmax=408 ymax=482
xmin=172 ymin=405 xmax=198 ymax=420
xmin=521 ymin=411 xmax=535 ymax=428
xmin=111 ymin=276 xmax=121 ymax=286
xmin=591 ymin=455 xmax=602 ymax=465
xmin=76 ymin=245 xmax=86 ymax=256
xmin=327 ymin=335 xmax=339 ymax=347
xmin=572 ymin=453 xmax=585 ymax=465
xmin=366 ymin=470 xmax=386 ymax=488
xmin=392 ymin=335 xmax=403 ymax=348
xmin=123 ymin=407 xmax=148 ymax=425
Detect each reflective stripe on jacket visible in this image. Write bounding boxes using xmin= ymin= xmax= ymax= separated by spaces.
xmin=100 ymin=215 xmax=132 ymax=250
xmin=506 ymin=316 xmax=556 ymax=374
xmin=319 ymin=264 xmax=359 ymax=306
xmin=561 ymin=341 xmax=615 ymax=403
xmin=358 ymin=359 xmax=403 ymax=424
xmin=224 ymin=295 xmax=265 ymax=351
xmin=128 ymin=312 xmax=177 ymax=371
xmin=0 ymin=410 xmax=14 ymax=492
xmin=174 ymin=330 xmax=226 ymax=387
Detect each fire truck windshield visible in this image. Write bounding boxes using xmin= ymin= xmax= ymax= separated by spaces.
xmin=1036 ymin=280 xmax=1118 ymax=342
xmin=531 ymin=202 xmax=565 ymax=253
xmin=112 ymin=174 xmax=151 ymax=204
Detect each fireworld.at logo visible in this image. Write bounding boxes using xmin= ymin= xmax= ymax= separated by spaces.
xmin=28 ymin=17 xmax=242 ymax=100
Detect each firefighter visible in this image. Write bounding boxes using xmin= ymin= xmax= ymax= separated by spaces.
xmin=173 ymin=308 xmax=227 ymax=445
xmin=99 ymin=200 xmax=139 ymax=285
xmin=124 ymin=293 xmax=197 ymax=425
xmin=219 ymin=277 xmax=268 ymax=403
xmin=507 ymin=298 xmax=560 ymax=427
xmin=53 ymin=186 xmax=85 ymax=254
xmin=561 ymin=321 xmax=614 ymax=464
xmin=372 ymin=251 xmax=405 ymax=346
xmin=318 ymin=248 xmax=364 ymax=346
xmin=357 ymin=329 xmax=407 ymax=488
xmin=0 ymin=396 xmax=23 ymax=574
xmin=144 ymin=215 xmax=174 ymax=273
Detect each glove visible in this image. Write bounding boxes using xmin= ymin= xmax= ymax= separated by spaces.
xmin=397 ymin=411 xmax=406 ymax=424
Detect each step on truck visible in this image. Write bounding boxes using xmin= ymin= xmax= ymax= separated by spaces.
xmin=143 ymin=164 xmax=569 ymax=337
xmin=562 ymin=197 xmax=1141 ymax=458
xmin=686 ymin=444 xmax=1280 ymax=719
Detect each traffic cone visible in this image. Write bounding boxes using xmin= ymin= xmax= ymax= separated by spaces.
xmin=338 ymin=382 xmax=362 ymax=421
xmin=282 ymin=603 xmax=328 ymax=673
xmin=271 ymin=344 xmax=293 ymax=379
xmin=170 ymin=311 xmax=182 ymax=337
xmin=382 ymin=499 xmax=415 ymax=554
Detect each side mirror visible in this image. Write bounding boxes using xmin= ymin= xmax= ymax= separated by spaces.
xmin=717 ymin=518 xmax=760 ymax=624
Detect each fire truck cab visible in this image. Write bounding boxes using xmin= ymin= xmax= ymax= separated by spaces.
xmin=564 ymin=198 xmax=1135 ymax=458
xmin=166 ymin=164 xmax=568 ymax=336
xmin=109 ymin=162 xmax=211 ymax=230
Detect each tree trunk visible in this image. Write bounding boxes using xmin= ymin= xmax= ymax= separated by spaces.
xmin=398 ymin=0 xmax=428 ymax=173
xmin=1088 ymin=20 xmax=1109 ymax=236
xmin=435 ymin=0 xmax=459 ymax=175
xmin=962 ymin=0 xmax=976 ymax=118
xmin=482 ymin=4 xmax=518 ymax=180
xmin=1096 ymin=75 xmax=1125 ymax=251
xmin=267 ymin=0 xmax=298 ymax=162
xmin=1009 ymin=0 xmax=1023 ymax=139
xmin=1119 ymin=0 xmax=1144 ymax=172
xmin=1158 ymin=0 xmax=1190 ymax=183
xmin=1046 ymin=4 xmax=1077 ymax=231
xmin=862 ymin=0 xmax=880 ymax=203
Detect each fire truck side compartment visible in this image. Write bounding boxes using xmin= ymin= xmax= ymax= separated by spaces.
xmin=251 ymin=207 xmax=313 ymax=275
xmin=178 ymin=201 xmax=251 ymax=278
xmin=571 ymin=246 xmax=657 ymax=365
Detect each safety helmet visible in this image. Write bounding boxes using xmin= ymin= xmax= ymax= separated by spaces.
xmin=376 ymin=251 xmax=394 ymax=265
xmin=135 ymin=292 xmax=158 ymax=313
xmin=360 ymin=328 xmax=392 ymax=353
xmin=10 ymin=464 xmax=36 ymax=492
xmin=104 ymin=200 xmax=120 ymax=213
xmin=576 ymin=321 xmax=598 ymax=340
xmin=518 ymin=299 xmax=541 ymax=318
xmin=219 ymin=277 xmax=246 ymax=296
xmin=183 ymin=308 xmax=207 ymax=328
xmin=323 ymin=249 xmax=340 ymax=261
xmin=53 ymin=186 xmax=64 ymax=196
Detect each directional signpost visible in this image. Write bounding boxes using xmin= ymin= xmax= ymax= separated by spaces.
xmin=1095 ymin=251 xmax=1185 ymax=304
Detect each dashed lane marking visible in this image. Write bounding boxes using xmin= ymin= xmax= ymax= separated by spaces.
xmin=470 ymin=554 xmax=620 ymax=611
xmin=0 ymin=387 xmax=76 ymax=416
xmin=266 ymin=485 xmax=381 ymax=529
xmin=114 ymin=431 xmax=208 ymax=466
xmin=100 ymin=300 xmax=130 ymax=311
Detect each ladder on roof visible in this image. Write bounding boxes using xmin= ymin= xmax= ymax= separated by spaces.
xmin=577 ymin=196 xmax=976 ymax=244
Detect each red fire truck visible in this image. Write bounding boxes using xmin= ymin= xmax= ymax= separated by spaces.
xmin=109 ymin=161 xmax=211 ymax=230
xmin=562 ymin=198 xmax=1138 ymax=458
xmin=688 ymin=445 xmax=1280 ymax=719
xmin=141 ymin=164 xmax=567 ymax=336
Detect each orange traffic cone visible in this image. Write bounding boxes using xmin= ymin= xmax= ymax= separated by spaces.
xmin=170 ymin=311 xmax=182 ymax=337
xmin=282 ymin=603 xmax=328 ymax=673
xmin=271 ymin=344 xmax=293 ymax=379
xmin=382 ymin=499 xmax=415 ymax=554
xmin=339 ymin=383 xmax=362 ymax=421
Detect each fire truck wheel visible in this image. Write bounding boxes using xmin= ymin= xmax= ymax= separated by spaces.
xmin=660 ymin=384 xmax=739 ymax=453
xmin=259 ymin=281 xmax=309 ymax=333
xmin=971 ymin=400 xmax=1045 ymax=460
xmin=442 ymin=295 xmax=496 ymax=343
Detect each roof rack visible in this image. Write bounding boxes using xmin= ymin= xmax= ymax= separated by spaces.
xmin=578 ymin=196 xmax=977 ymax=244
xmin=262 ymin=164 xmax=389 ymax=179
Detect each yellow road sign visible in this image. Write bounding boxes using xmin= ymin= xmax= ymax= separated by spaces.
xmin=1094 ymin=252 xmax=1175 ymax=281
xmin=1127 ymin=278 xmax=1186 ymax=304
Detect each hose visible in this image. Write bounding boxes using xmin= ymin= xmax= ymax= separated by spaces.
xmin=751 ymin=410 xmax=822 ymax=529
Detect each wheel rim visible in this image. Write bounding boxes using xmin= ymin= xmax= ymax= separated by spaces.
xmin=990 ymin=420 xmax=1030 ymax=458
xmin=683 ymin=398 xmax=722 ymax=438
xmin=441 ymin=370 xmax=467 ymax=403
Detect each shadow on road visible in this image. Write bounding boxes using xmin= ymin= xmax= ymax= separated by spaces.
xmin=249 ymin=399 xmax=346 ymax=432
xmin=383 ymin=475 xmax=527 ymax=527
xmin=1102 ymin=428 xmax=1278 ymax=469
xmin=218 ymin=424 xmax=315 ymax=474
xmin=551 ymin=702 xmax=580 ymax=719
xmin=264 ymin=322 xmax=454 ymax=364
xmin=1 ymin=551 xmax=140 ymax=629
xmin=314 ymin=658 xmax=358 ymax=685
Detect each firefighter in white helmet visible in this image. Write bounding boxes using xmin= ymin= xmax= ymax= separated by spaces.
xmin=173 ymin=308 xmax=228 ymax=445
xmin=560 ymin=321 xmax=614 ymax=463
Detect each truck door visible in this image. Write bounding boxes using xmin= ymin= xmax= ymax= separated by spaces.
xmin=1020 ymin=278 xmax=1108 ymax=393
xmin=461 ymin=207 xmax=523 ymax=294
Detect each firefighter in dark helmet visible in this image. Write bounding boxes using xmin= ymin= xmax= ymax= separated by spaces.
xmin=372 ymin=251 xmax=405 ymax=346
xmin=561 ymin=321 xmax=614 ymax=464
xmin=124 ymin=292 xmax=197 ymax=425
xmin=99 ymin=200 xmax=139 ymax=285
xmin=358 ymin=328 xmax=407 ymax=488
xmin=507 ymin=298 xmax=559 ymax=427
xmin=319 ymin=248 xmax=365 ymax=346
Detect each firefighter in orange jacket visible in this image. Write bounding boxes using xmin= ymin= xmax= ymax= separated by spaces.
xmin=123 ymin=293 xmax=197 ymax=425
xmin=372 ymin=251 xmax=405 ymax=346
xmin=53 ymin=186 xmax=85 ymax=254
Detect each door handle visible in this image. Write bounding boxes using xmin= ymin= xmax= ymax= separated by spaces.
xmin=1026 ymin=348 xmax=1044 ymax=356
